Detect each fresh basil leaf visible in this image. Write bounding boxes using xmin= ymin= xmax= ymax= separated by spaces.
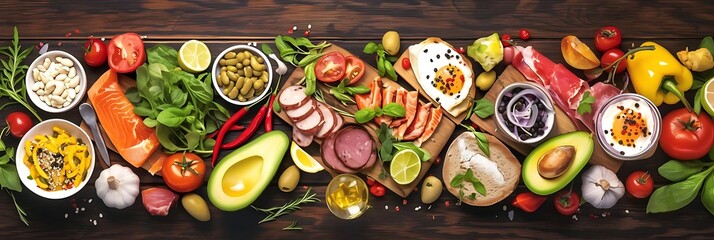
xmin=261 ymin=44 xmax=274 ymax=55
xmin=354 ymin=109 xmax=376 ymax=123
xmin=125 ymin=87 xmax=141 ymax=104
xmin=695 ymin=87 xmax=703 ymax=115
xmin=0 ymin=164 xmax=22 ymax=192
xmin=0 ymin=153 xmax=11 ymax=165
xmin=346 ymin=85 xmax=370 ymax=95
xmin=377 ymin=58 xmax=386 ymax=76
xmin=147 ymin=45 xmax=179 ymax=69
xmin=186 ymin=132 xmax=201 ymax=151
xmin=155 ymin=124 xmax=181 ymax=152
xmin=304 ymin=62 xmax=317 ymax=96
xmin=380 ymin=137 xmax=393 ymax=162
xmin=295 ymin=37 xmax=316 ymax=48
xmin=700 ymin=36 xmax=714 ymax=57
xmin=702 ymin=173 xmax=714 ymax=216
xmin=382 ymin=103 xmax=405 ymax=117
xmin=297 ymin=53 xmax=324 ymax=68
xmin=183 ymin=73 xmax=213 ymax=104
xmin=658 ymin=160 xmax=705 ymax=182
xmin=692 ymin=79 xmax=706 ymax=90
xmin=374 ymin=106 xmax=383 ymax=116
xmin=393 ymin=142 xmax=431 ymax=162
xmin=363 ymin=42 xmax=378 ymax=54
xmin=330 ymin=90 xmax=355 ymax=104
xmin=134 ymin=105 xmax=154 ymax=118
xmin=472 ymin=98 xmax=495 ymax=118
xmin=647 ymin=167 xmax=713 ymax=213
xmin=157 ymin=107 xmax=187 ymax=127
xmin=384 ymin=61 xmax=397 ymax=80
xmin=450 ymin=174 xmax=464 ymax=188
xmin=385 ymin=55 xmax=398 ymax=63
xmin=143 ymin=118 xmax=158 ymax=128
xmin=474 ymin=132 xmax=490 ymax=157
xmin=337 ymin=79 xmax=347 ymax=93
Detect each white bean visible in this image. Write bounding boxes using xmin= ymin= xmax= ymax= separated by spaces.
xmin=68 ymin=67 xmax=76 ymax=78
xmin=59 ymin=66 xmax=69 ymax=75
xmin=31 ymin=81 xmax=44 ymax=91
xmin=60 ymin=58 xmax=74 ymax=67
xmin=40 ymin=72 xmax=51 ymax=83
xmin=32 ymin=69 xmax=40 ymax=82
xmin=67 ymin=77 xmax=80 ymax=88
xmin=44 ymin=80 xmax=56 ymax=93
xmin=48 ymin=62 xmax=56 ymax=72
xmin=56 ymin=73 xmax=67 ymax=82
xmin=60 ymin=89 xmax=68 ymax=98
xmin=52 ymin=83 xmax=65 ymax=96
xmin=74 ymin=85 xmax=81 ymax=93
xmin=36 ymin=89 xmax=45 ymax=96
xmin=43 ymin=95 xmax=51 ymax=105
xmin=55 ymin=57 xmax=64 ymax=63
xmin=49 ymin=70 xmax=59 ymax=78
xmin=62 ymin=101 xmax=70 ymax=107
xmin=50 ymin=95 xmax=64 ymax=104
xmin=43 ymin=58 xmax=51 ymax=69
xmin=68 ymin=88 xmax=76 ymax=99
xmin=36 ymin=65 xmax=46 ymax=72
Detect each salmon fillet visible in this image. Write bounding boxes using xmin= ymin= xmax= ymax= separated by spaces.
xmin=389 ymin=89 xmax=408 ymax=127
xmin=403 ymin=102 xmax=432 ymax=141
xmin=415 ymin=106 xmax=442 ymax=146
xmin=374 ymin=85 xmax=396 ymax=126
xmin=88 ymin=70 xmax=160 ymax=168
xmin=394 ymin=91 xmax=419 ymax=140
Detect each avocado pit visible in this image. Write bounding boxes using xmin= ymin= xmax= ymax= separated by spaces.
xmin=536 ymin=145 xmax=575 ymax=179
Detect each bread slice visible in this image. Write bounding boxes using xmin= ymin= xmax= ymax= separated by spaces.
xmin=443 ymin=132 xmax=521 ymax=206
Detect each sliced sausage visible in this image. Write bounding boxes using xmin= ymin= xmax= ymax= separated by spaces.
xmin=321 ymin=127 xmax=357 ymax=174
xmin=314 ymin=102 xmax=337 ymax=139
xmin=295 ymin=106 xmax=324 ymax=135
xmin=334 ymin=127 xmax=374 ymax=170
xmin=279 ymin=85 xmax=311 ymax=110
xmin=286 ymin=99 xmax=316 ymax=123
xmin=327 ymin=111 xmax=344 ymax=137
xmin=362 ymin=151 xmax=377 ymax=170
xmin=292 ymin=127 xmax=314 ymax=147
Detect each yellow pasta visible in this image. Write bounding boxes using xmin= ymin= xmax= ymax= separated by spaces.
xmin=23 ymin=126 xmax=91 ymax=191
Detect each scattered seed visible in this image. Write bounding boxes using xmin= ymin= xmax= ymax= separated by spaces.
xmin=89 ymin=219 xmax=93 ymax=222
xmin=508 ymin=210 xmax=514 ymax=221
xmin=304 ymin=30 xmax=310 ymax=37
xmin=38 ymin=42 xmax=44 ymax=47
xmin=427 ymin=205 xmax=432 ymax=210
xmin=625 ymin=210 xmax=630 ymax=214
xmin=502 ymin=205 xmax=507 ymax=211
xmin=93 ymin=220 xmax=97 ymax=226
xmin=64 ymin=213 xmax=68 ymax=219
xmin=88 ymin=198 xmax=93 ymax=204
xmin=414 ymin=207 xmax=419 ymax=211
xmin=65 ymin=32 xmax=72 ymax=37
xmin=308 ymin=24 xmax=312 ymax=29
xmin=292 ymin=25 xmax=297 ymax=31
xmin=402 ymin=199 xmax=408 ymax=205
xmin=385 ymin=205 xmax=388 ymax=210
xmin=432 ymin=215 xmax=435 ymax=220
xmin=99 ymin=213 xmax=103 ymax=218
xmin=81 ymin=207 xmax=86 ymax=212
xmin=302 ymin=186 xmax=308 ymax=190
xmin=572 ymin=215 xmax=578 ymax=221
xmin=395 ymin=206 xmax=400 ymax=212
xmin=287 ymin=28 xmax=294 ymax=34
xmin=444 ymin=201 xmax=450 ymax=207
xmin=57 ymin=42 xmax=63 ymax=46
xmin=101 ymin=38 xmax=106 ymax=41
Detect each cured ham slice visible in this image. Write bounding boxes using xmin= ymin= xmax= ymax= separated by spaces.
xmin=415 ymin=107 xmax=442 ymax=146
xmin=512 ymin=46 xmax=620 ymax=132
xmin=403 ymin=103 xmax=432 ymax=141
xmin=394 ymin=91 xmax=419 ymax=140
xmin=141 ymin=188 xmax=178 ymax=216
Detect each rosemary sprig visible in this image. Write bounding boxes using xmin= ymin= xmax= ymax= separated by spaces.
xmin=0 ymin=27 xmax=41 ymax=121
xmin=6 ymin=189 xmax=28 ymax=226
xmin=314 ymin=89 xmax=355 ymax=118
xmin=282 ymin=220 xmax=302 ymax=231
xmin=251 ymin=188 xmax=320 ymax=224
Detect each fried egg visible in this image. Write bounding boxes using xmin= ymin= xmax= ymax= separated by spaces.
xmin=408 ymin=39 xmax=473 ymax=117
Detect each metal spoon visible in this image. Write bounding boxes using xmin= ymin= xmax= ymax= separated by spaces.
xmin=79 ymin=103 xmax=111 ymax=167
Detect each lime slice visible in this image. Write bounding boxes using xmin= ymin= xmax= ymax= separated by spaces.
xmin=702 ymin=78 xmax=714 ymax=117
xmin=390 ymin=149 xmax=421 ymax=185
xmin=178 ymin=40 xmax=211 ymax=73
xmin=290 ymin=141 xmax=324 ymax=173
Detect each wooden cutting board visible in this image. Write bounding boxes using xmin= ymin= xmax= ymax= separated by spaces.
xmin=471 ymin=65 xmax=622 ymax=172
xmin=275 ymin=45 xmax=456 ymax=198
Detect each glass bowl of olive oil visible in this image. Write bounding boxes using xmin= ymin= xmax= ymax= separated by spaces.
xmin=326 ymin=174 xmax=369 ymax=219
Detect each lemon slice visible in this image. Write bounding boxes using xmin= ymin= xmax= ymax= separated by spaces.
xmin=702 ymin=78 xmax=714 ymax=117
xmin=178 ymin=40 xmax=211 ymax=73
xmin=390 ymin=149 xmax=421 ymax=185
xmin=290 ymin=142 xmax=324 ymax=173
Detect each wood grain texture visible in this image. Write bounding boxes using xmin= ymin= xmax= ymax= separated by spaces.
xmin=0 ymin=1 xmax=713 ymax=237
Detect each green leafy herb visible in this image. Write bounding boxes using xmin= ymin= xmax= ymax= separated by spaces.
xmin=0 ymin=132 xmax=27 ymax=225
xmin=282 ymin=220 xmax=303 ymax=231
xmin=658 ymin=160 xmax=709 ymax=182
xmin=354 ymin=103 xmax=405 ymax=123
xmin=393 ymin=142 xmax=431 ymax=162
xmin=252 ymin=188 xmax=320 ymax=224
xmin=274 ymin=35 xmax=330 ymax=67
xmin=450 ymin=168 xmax=487 ymax=204
xmin=460 ymin=124 xmax=490 ymax=157
xmin=647 ymin=165 xmax=714 ymax=213
xmin=260 ymin=43 xmax=274 ymax=55
xmin=363 ymin=42 xmax=398 ymax=80
xmin=470 ymin=98 xmax=495 ymax=119
xmin=314 ymin=89 xmax=354 ymax=118
xmin=0 ymin=27 xmax=41 ymax=121
xmin=695 ymin=87 xmax=703 ymax=115
xmin=131 ymin=44 xmax=230 ymax=156
xmin=377 ymin=123 xmax=394 ymax=163
xmin=328 ymin=79 xmax=371 ymax=105
xmin=702 ymin=173 xmax=714 ymax=215
xmin=577 ymin=91 xmax=595 ymax=115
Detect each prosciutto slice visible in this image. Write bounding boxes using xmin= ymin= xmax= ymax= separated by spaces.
xmin=512 ymin=46 xmax=620 ymax=132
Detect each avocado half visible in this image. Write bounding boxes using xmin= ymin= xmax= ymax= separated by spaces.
xmin=208 ymin=131 xmax=289 ymax=211
xmin=522 ymin=131 xmax=594 ymax=195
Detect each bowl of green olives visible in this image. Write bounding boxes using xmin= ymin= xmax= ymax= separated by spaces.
xmin=211 ymin=45 xmax=273 ymax=105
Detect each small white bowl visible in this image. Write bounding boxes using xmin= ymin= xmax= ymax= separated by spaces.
xmin=494 ymin=82 xmax=556 ymax=145
xmin=15 ymin=119 xmax=95 ymax=199
xmin=26 ymin=50 xmax=87 ymax=113
xmin=211 ymin=45 xmax=273 ymax=106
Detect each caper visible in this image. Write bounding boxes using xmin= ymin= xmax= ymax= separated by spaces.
xmin=219 ymin=59 xmax=226 ymax=66
xmin=224 ymin=52 xmax=237 ymax=59
xmin=244 ymin=66 xmax=253 ymax=78
xmin=241 ymin=78 xmax=254 ymax=95
xmin=278 ymin=166 xmax=300 ymax=192
xmin=227 ymin=66 xmax=238 ymax=73
xmin=253 ymin=79 xmax=264 ymax=89
xmin=227 ymin=87 xmax=239 ymax=99
xmin=225 ymin=58 xmax=239 ymax=66
xmin=226 ymin=71 xmax=238 ymax=81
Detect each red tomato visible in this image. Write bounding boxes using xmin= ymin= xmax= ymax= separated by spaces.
xmin=626 ymin=171 xmax=654 ymax=198
xmin=369 ymin=183 xmax=385 ymax=197
xmin=5 ymin=112 xmax=33 ymax=138
xmin=344 ymin=56 xmax=365 ymax=85
xmin=83 ymin=37 xmax=107 ymax=67
xmin=366 ymin=177 xmax=376 ymax=186
xmin=501 ymin=34 xmax=512 ymax=47
xmin=314 ymin=51 xmax=346 ymax=83
xmin=594 ymin=26 xmax=622 ymax=52
xmin=401 ymin=58 xmax=411 ymax=70
xmin=108 ymin=33 xmax=146 ymax=73
xmin=600 ymin=48 xmax=627 ymax=74
xmin=162 ymin=152 xmax=206 ymax=193
xmin=661 ymin=108 xmax=714 ymax=160
xmin=519 ymin=29 xmax=531 ymax=40
xmin=554 ymin=190 xmax=580 ymax=216
xmin=456 ymin=47 xmax=466 ymax=54
xmin=512 ymin=192 xmax=547 ymax=213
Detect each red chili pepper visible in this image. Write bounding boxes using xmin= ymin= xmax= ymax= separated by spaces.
xmin=206 ymin=125 xmax=245 ymax=140
xmin=264 ymin=94 xmax=276 ymax=132
xmin=220 ymin=103 xmax=269 ymax=150
xmin=211 ymin=107 xmax=250 ymax=167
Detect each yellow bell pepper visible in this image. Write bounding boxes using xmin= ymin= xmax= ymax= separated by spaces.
xmin=627 ymin=41 xmax=693 ymax=110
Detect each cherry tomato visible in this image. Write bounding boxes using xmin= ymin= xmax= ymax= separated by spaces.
xmin=314 ymin=51 xmax=346 ymax=83
xmin=626 ymin=171 xmax=654 ymax=198
xmin=519 ymin=29 xmax=531 ymax=40
xmin=108 ymin=33 xmax=146 ymax=73
xmin=594 ymin=26 xmax=622 ymax=52
xmin=5 ymin=112 xmax=33 ymax=138
xmin=661 ymin=108 xmax=714 ymax=160
xmin=401 ymin=58 xmax=411 ymax=70
xmin=369 ymin=183 xmax=385 ymax=197
xmin=304 ymin=30 xmax=310 ymax=37
xmin=501 ymin=34 xmax=512 ymax=47
xmin=456 ymin=47 xmax=466 ymax=54
xmin=345 ymin=56 xmax=365 ymax=85
xmin=554 ymin=190 xmax=580 ymax=216
xmin=366 ymin=177 xmax=376 ymax=186
xmin=512 ymin=192 xmax=547 ymax=213
xmin=600 ymin=48 xmax=627 ymax=74
xmin=83 ymin=37 xmax=107 ymax=67
xmin=162 ymin=152 xmax=206 ymax=193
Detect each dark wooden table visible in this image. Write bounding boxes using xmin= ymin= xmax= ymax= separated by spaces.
xmin=1 ymin=1 xmax=714 ymax=238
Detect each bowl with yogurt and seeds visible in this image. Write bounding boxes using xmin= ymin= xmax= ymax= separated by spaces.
xmin=595 ymin=93 xmax=661 ymax=161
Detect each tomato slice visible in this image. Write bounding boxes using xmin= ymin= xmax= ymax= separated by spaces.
xmin=344 ymin=56 xmax=365 ymax=85
xmin=314 ymin=51 xmax=346 ymax=83
xmin=108 ymin=33 xmax=146 ymax=73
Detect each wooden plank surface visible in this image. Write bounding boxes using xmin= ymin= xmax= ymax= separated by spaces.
xmin=0 ymin=1 xmax=713 ymax=239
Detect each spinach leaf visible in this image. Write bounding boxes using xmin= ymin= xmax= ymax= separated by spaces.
xmin=647 ymin=166 xmax=714 ymax=213
xmin=0 ymin=148 xmax=13 ymax=164
xmin=658 ymin=160 xmax=706 ymax=182
xmin=156 ymin=124 xmax=181 ymax=152
xmin=147 ymin=45 xmax=179 ymax=69
xmin=702 ymin=173 xmax=714 ymax=216
xmin=0 ymin=164 xmax=22 ymax=192
xmin=157 ymin=107 xmax=187 ymax=127
xmin=143 ymin=118 xmax=158 ymax=128
xmin=125 ymin=87 xmax=141 ymax=104
xmin=186 ymin=132 xmax=201 ymax=151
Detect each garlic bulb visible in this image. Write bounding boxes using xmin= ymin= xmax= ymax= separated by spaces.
xmin=581 ymin=165 xmax=625 ymax=209
xmin=95 ymin=164 xmax=140 ymax=209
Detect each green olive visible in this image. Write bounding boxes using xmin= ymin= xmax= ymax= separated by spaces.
xmin=257 ymin=57 xmax=264 ymax=64
xmin=182 ymin=194 xmax=211 ymax=222
xmin=420 ymin=176 xmax=442 ymax=204
xmin=225 ymin=58 xmax=239 ymax=66
xmin=244 ymin=66 xmax=253 ymax=78
xmin=220 ymin=71 xmax=230 ymax=86
xmin=228 ymin=86 xmax=239 ymax=99
xmin=236 ymin=52 xmax=246 ymax=62
xmin=242 ymin=59 xmax=251 ymax=66
xmin=244 ymin=88 xmax=255 ymax=98
xmin=222 ymin=85 xmax=230 ymax=95
xmin=219 ymin=59 xmax=226 ymax=66
xmin=260 ymin=72 xmax=268 ymax=83
xmin=220 ymin=66 xmax=226 ymax=72
xmin=253 ymin=69 xmax=262 ymax=77
xmin=236 ymin=69 xmax=244 ymax=76
xmin=226 ymin=71 xmax=238 ymax=81
xmin=381 ymin=31 xmax=401 ymax=56
xmin=243 ymin=50 xmax=252 ymax=58
xmin=237 ymin=95 xmax=246 ymax=102
xmin=253 ymin=78 xmax=264 ymax=89
xmin=278 ymin=165 xmax=300 ymax=192
xmin=240 ymin=77 xmax=254 ymax=95
xmin=224 ymin=52 xmax=237 ymax=59
xmin=236 ymin=63 xmax=244 ymax=69
xmin=250 ymin=56 xmax=265 ymax=71
xmin=227 ymin=66 xmax=238 ymax=73
xmin=235 ymin=77 xmax=245 ymax=90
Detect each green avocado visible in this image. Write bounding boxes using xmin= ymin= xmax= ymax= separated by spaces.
xmin=208 ymin=131 xmax=289 ymax=211
xmin=522 ymin=131 xmax=594 ymax=195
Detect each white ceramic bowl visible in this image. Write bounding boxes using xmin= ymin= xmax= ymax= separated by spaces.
xmin=211 ymin=45 xmax=273 ymax=106
xmin=25 ymin=50 xmax=87 ymax=113
xmin=15 ymin=119 xmax=95 ymax=199
xmin=494 ymin=82 xmax=556 ymax=145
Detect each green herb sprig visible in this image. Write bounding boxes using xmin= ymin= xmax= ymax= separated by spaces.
xmin=460 ymin=124 xmax=490 ymax=157
xmin=465 ymin=98 xmax=495 ymax=120
xmin=576 ymin=91 xmax=595 ymax=115
xmin=450 ymin=168 xmax=487 ymax=205
xmin=274 ymin=35 xmax=330 ymax=96
xmin=0 ymin=128 xmax=27 ymax=225
xmin=252 ymin=188 xmax=320 ymax=224
xmin=354 ymin=103 xmax=405 ymax=123
xmin=328 ymin=79 xmax=370 ymax=105
xmin=363 ymin=42 xmax=398 ymax=80
xmin=282 ymin=220 xmax=302 ymax=231
xmin=0 ymin=27 xmax=41 ymax=121
xmin=314 ymin=89 xmax=354 ymax=118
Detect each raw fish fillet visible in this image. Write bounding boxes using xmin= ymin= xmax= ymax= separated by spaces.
xmin=141 ymin=188 xmax=178 ymax=216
